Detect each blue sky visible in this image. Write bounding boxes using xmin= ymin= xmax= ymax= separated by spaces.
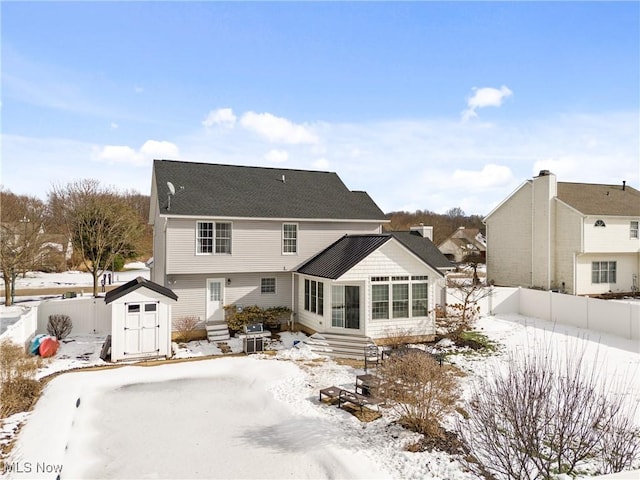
xmin=2 ymin=1 xmax=639 ymax=215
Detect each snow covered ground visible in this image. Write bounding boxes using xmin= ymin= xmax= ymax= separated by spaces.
xmin=1 ymin=269 xmax=639 ymax=479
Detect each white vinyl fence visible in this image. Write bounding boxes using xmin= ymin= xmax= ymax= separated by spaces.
xmin=448 ymin=287 xmax=640 ymax=341
xmin=37 ymin=297 xmax=111 ymax=335
xmin=0 ymin=307 xmax=37 ymax=347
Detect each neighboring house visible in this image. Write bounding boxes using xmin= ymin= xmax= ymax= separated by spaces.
xmin=438 ymin=226 xmax=487 ymax=263
xmin=149 ymin=160 xmax=452 ymax=345
xmin=484 ymin=170 xmax=640 ymax=295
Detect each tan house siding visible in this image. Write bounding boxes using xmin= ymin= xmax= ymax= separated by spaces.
xmin=555 ymin=202 xmax=582 ymax=293
xmin=576 ymin=253 xmax=639 ymax=295
xmin=583 ymin=216 xmax=640 ymax=253
xmin=486 ymin=183 xmax=533 ymax=287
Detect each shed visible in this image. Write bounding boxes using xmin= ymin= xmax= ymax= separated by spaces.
xmin=105 ymin=277 xmax=178 ymax=362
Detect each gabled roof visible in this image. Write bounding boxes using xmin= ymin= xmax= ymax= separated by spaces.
xmin=297 ymin=235 xmax=391 ymax=279
xmin=557 ymin=182 xmax=640 ymax=216
xmin=297 ymin=233 xmax=452 ymax=280
xmin=104 ymin=277 xmax=178 ymax=304
xmin=389 ymin=231 xmax=454 ymax=272
xmin=152 ymin=160 xmax=386 ymax=220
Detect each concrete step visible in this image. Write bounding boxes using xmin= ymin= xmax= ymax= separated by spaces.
xmin=206 ymin=322 xmax=230 ymax=342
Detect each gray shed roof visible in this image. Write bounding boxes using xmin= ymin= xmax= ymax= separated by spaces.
xmin=153 ymin=160 xmax=386 ymax=220
xmin=104 ymin=277 xmax=178 ymax=304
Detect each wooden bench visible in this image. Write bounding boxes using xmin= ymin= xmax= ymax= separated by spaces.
xmin=338 ymin=389 xmax=379 ymax=413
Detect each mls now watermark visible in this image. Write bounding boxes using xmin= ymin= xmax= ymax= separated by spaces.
xmin=3 ymin=461 xmax=63 ymax=474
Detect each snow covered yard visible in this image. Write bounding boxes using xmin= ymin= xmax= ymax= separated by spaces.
xmin=1 ymin=270 xmax=639 ymax=479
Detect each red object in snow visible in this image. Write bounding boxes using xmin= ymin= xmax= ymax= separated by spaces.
xmin=39 ymin=337 xmax=60 ymax=358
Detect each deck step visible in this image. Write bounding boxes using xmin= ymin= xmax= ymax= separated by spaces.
xmin=206 ymin=321 xmax=230 ymax=342
xmin=304 ymin=333 xmax=378 ymax=360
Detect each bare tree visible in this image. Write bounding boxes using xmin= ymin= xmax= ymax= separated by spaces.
xmin=49 ymin=180 xmax=143 ymax=297
xmin=458 ymin=342 xmax=640 ymax=479
xmin=0 ymin=189 xmax=47 ymax=305
xmin=438 ymin=277 xmax=492 ymax=341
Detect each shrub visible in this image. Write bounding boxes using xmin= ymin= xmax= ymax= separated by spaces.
xmin=47 ymin=314 xmax=73 ymax=340
xmin=0 ymin=341 xmax=42 ymax=417
xmin=223 ymin=305 xmax=291 ymax=333
xmin=458 ymin=343 xmax=640 ymax=478
xmin=374 ymin=349 xmax=459 ymax=438
xmin=173 ymin=315 xmax=200 ymax=343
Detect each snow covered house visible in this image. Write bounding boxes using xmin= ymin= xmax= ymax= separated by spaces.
xmin=484 ymin=170 xmax=640 ymax=295
xmin=438 ymin=226 xmax=486 ymax=263
xmin=149 ymin=160 xmax=452 ymax=351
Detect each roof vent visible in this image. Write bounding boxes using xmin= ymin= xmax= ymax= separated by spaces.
xmin=281 ymin=174 xmax=286 ymax=183
xmin=623 ymin=180 xmax=626 ymax=191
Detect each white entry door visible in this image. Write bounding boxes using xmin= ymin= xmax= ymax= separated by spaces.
xmin=124 ymin=302 xmax=159 ymax=355
xmin=206 ymin=278 xmax=225 ymax=322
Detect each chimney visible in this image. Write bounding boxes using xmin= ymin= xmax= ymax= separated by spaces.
xmin=537 ymin=169 xmax=551 ymax=177
xmin=410 ymin=224 xmax=433 ymax=241
xmin=623 ymin=180 xmax=626 ymax=191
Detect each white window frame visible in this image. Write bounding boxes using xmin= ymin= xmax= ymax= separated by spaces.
xmin=631 ymin=221 xmax=639 ymax=239
xmin=196 ymin=221 xmax=232 ymax=255
xmin=592 ymin=261 xmax=617 ymax=284
xmin=370 ymin=275 xmax=429 ymax=320
xmin=304 ymin=278 xmax=323 ymax=315
xmin=261 ymin=277 xmax=276 ymax=295
xmin=282 ymin=223 xmax=298 ymax=255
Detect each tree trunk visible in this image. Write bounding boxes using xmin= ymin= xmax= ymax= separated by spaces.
xmin=3 ymin=270 xmax=13 ymax=306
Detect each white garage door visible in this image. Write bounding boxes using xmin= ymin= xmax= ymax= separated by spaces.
xmin=124 ymin=302 xmax=159 ymax=355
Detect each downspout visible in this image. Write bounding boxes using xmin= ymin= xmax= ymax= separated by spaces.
xmin=163 ymin=217 xmax=168 ymax=287
xmin=290 ymin=272 xmax=295 ymax=330
xmin=531 ymin=185 xmax=535 ymax=287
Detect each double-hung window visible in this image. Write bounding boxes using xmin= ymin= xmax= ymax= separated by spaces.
xmin=631 ymin=221 xmax=639 ymax=239
xmin=283 ymin=223 xmax=297 ymax=254
xmin=592 ymin=261 xmax=617 ymax=284
xmin=261 ymin=277 xmax=276 ymax=295
xmin=304 ymin=279 xmax=323 ymax=315
xmin=197 ymin=221 xmax=232 ymax=254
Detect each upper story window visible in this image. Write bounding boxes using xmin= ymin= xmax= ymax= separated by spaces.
xmin=283 ymin=223 xmax=297 ymax=254
xmin=631 ymin=221 xmax=639 ymax=239
xmin=197 ymin=221 xmax=232 ymax=254
xmin=594 ymin=219 xmax=606 ymax=227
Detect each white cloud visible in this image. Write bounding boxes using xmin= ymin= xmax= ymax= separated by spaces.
xmin=110 ymin=122 xmax=119 ymax=129
xmin=312 ymin=158 xmax=330 ymax=169
xmin=202 ymin=108 xmax=237 ymax=128
xmin=462 ymin=85 xmax=513 ymax=121
xmin=240 ymin=111 xmax=318 ymax=144
xmin=91 ymin=140 xmax=179 ymax=167
xmin=264 ymin=149 xmax=289 ymax=164
xmin=452 ymin=164 xmax=515 ymax=190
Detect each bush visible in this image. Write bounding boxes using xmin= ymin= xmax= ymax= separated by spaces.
xmin=223 ymin=305 xmax=290 ymax=333
xmin=458 ymin=343 xmax=640 ymax=478
xmin=47 ymin=314 xmax=73 ymax=340
xmin=374 ymin=349 xmax=459 ymax=438
xmin=0 ymin=341 xmax=42 ymax=417
xmin=173 ymin=315 xmax=200 ymax=343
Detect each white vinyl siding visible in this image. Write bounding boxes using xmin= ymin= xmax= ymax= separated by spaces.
xmin=304 ymin=279 xmax=323 ymax=315
xmin=166 ymin=219 xmax=381 ymax=275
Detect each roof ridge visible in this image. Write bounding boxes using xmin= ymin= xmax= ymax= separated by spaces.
xmin=155 ymin=158 xmax=336 ymax=175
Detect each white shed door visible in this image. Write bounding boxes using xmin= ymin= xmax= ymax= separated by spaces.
xmin=124 ymin=302 xmax=159 ymax=355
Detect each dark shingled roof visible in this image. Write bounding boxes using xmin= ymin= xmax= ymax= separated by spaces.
xmin=297 ymin=233 xmax=453 ymax=280
xmin=104 ymin=277 xmax=178 ymax=304
xmin=297 ymin=235 xmax=391 ymax=279
xmin=153 ymin=160 xmax=386 ymax=220
xmin=389 ymin=231 xmax=454 ymax=273
xmin=557 ymin=182 xmax=640 ymax=216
